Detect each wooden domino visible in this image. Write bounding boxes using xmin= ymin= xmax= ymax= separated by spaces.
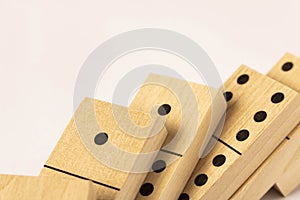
xmin=230 ymin=127 xmax=300 ymax=199
xmin=269 ymin=53 xmax=300 ymax=196
xmin=179 ymin=65 xmax=300 ymax=200
xmin=129 ymin=74 xmax=227 ymax=199
xmin=275 ymin=148 xmax=300 ymax=196
xmin=0 ymin=175 xmax=95 ymax=200
xmin=230 ymin=53 xmax=300 ymax=199
xmin=40 ymin=98 xmax=168 ymax=200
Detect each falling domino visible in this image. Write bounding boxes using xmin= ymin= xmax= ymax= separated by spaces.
xmin=179 ymin=65 xmax=300 ymax=200
xmin=230 ymin=53 xmax=300 ymax=199
xmin=39 ymin=98 xmax=168 ymax=200
xmin=129 ymin=74 xmax=227 ymax=199
xmin=0 ymin=175 xmax=95 ymax=200
xmin=269 ymin=53 xmax=300 ymax=196
xmin=230 ymin=127 xmax=300 ymax=199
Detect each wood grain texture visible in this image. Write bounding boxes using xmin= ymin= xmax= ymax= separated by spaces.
xmin=229 ymin=53 xmax=300 ymax=199
xmin=275 ymin=147 xmax=300 ymax=196
xmin=268 ymin=53 xmax=300 ymax=92
xmin=129 ymin=74 xmax=227 ymax=199
xmin=230 ymin=127 xmax=300 ymax=200
xmin=40 ymin=98 xmax=168 ymax=200
xmin=180 ymin=65 xmax=300 ymax=200
xmin=0 ymin=175 xmax=95 ymax=200
xmin=268 ymin=53 xmax=300 ymax=196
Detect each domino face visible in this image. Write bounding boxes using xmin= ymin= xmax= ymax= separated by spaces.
xmin=268 ymin=53 xmax=300 ymax=93
xmin=0 ymin=175 xmax=95 ymax=200
xmin=229 ymin=53 xmax=300 ymax=200
xmin=268 ymin=53 xmax=300 ymax=196
xmin=129 ymin=74 xmax=227 ymax=199
xmin=40 ymin=98 xmax=168 ymax=200
xmin=180 ymin=65 xmax=300 ymax=200
xmin=230 ymin=126 xmax=300 ymax=200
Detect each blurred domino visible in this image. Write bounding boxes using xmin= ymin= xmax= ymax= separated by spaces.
xmin=275 ymin=148 xmax=300 ymax=196
xmin=180 ymin=65 xmax=300 ymax=200
xmin=0 ymin=175 xmax=95 ymax=200
xmin=40 ymin=98 xmax=168 ymax=200
xmin=129 ymin=74 xmax=226 ymax=199
xmin=230 ymin=53 xmax=300 ymax=199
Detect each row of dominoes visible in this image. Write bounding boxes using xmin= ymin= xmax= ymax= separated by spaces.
xmin=0 ymin=53 xmax=299 ymax=200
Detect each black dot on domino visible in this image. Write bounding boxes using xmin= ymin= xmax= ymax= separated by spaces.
xmin=223 ymin=91 xmax=233 ymax=102
xmin=152 ymin=160 xmax=166 ymax=173
xmin=158 ymin=104 xmax=171 ymax=116
xmin=271 ymin=92 xmax=285 ymax=104
xmin=139 ymin=183 xmax=154 ymax=196
xmin=212 ymin=154 xmax=226 ymax=167
xmin=236 ymin=129 xmax=250 ymax=142
xmin=194 ymin=174 xmax=208 ymax=186
xmin=178 ymin=193 xmax=190 ymax=200
xmin=254 ymin=111 xmax=267 ymax=122
xmin=282 ymin=62 xmax=293 ymax=71
xmin=94 ymin=132 xmax=108 ymax=145
xmin=237 ymin=74 xmax=249 ymax=85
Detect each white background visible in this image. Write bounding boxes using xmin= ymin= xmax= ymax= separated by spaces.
xmin=0 ymin=0 xmax=299 ymax=199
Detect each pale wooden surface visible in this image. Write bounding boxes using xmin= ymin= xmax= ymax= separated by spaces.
xmin=230 ymin=126 xmax=300 ymax=200
xmin=0 ymin=174 xmax=95 ymax=200
xmin=228 ymin=53 xmax=300 ymax=199
xmin=268 ymin=53 xmax=300 ymax=196
xmin=40 ymin=98 xmax=167 ymax=200
xmin=129 ymin=74 xmax=226 ymax=199
xmin=275 ymin=147 xmax=300 ymax=196
xmin=268 ymin=53 xmax=300 ymax=93
xmin=180 ymin=65 xmax=300 ymax=200
xmin=41 ymin=167 xmax=114 ymax=198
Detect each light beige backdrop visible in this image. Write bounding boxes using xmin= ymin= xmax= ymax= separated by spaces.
xmin=0 ymin=0 xmax=299 ymax=199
